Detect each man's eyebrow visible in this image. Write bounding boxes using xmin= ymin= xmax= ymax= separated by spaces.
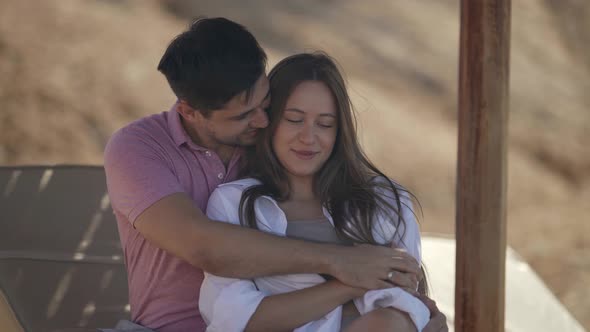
xmin=229 ymin=109 xmax=254 ymax=120
xmin=247 ymin=89 xmax=271 ymax=111
xmin=234 ymin=90 xmax=272 ymax=118
xmin=228 ymin=92 xmax=271 ymax=120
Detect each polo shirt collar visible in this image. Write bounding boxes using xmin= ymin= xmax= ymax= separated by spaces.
xmin=167 ymin=102 xmax=207 ymax=151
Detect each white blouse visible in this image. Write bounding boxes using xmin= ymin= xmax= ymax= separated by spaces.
xmin=199 ymin=178 xmax=430 ymax=332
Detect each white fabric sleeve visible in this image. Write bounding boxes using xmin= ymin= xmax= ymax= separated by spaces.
xmin=355 ymin=182 xmax=430 ymax=331
xmin=371 ymin=184 xmax=421 ymax=262
xmin=199 ymin=187 xmax=267 ymax=332
xmin=200 ymin=274 xmax=266 ymax=332
xmin=354 ymin=288 xmax=430 ymax=332
xmin=397 ymin=190 xmax=422 ymax=263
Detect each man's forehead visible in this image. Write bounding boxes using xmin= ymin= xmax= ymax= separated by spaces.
xmin=211 ymin=75 xmax=269 ymax=118
xmin=240 ymin=75 xmax=270 ymax=106
xmin=213 ymin=84 xmax=269 ymax=119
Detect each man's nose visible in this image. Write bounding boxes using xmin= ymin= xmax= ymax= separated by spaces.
xmin=250 ymin=108 xmax=269 ymax=129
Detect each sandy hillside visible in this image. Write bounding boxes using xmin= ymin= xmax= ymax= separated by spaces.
xmin=0 ymin=0 xmax=588 ymax=328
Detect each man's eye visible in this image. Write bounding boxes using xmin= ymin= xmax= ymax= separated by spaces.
xmin=236 ymin=112 xmax=252 ymax=120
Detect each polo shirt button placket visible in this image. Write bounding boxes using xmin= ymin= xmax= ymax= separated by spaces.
xmin=205 ymin=150 xmax=212 ymax=157
xmin=217 ymin=172 xmax=224 ymax=180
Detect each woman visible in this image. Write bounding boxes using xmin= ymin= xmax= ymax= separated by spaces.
xmin=199 ymin=53 xmax=432 ymax=331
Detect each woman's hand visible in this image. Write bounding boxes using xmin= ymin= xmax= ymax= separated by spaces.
xmin=417 ymin=294 xmax=449 ymax=332
xmin=329 ymin=279 xmax=367 ymax=298
xmin=244 ymin=279 xmax=367 ymax=331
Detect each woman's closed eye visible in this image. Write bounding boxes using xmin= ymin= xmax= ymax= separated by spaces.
xmin=318 ymin=121 xmax=335 ymax=128
xmin=284 ymin=117 xmax=335 ymax=129
xmin=285 ymin=117 xmax=304 ymax=123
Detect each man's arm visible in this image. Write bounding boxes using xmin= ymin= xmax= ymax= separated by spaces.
xmin=134 ymin=192 xmax=419 ymax=289
xmin=104 ymin=128 xmax=419 ymax=290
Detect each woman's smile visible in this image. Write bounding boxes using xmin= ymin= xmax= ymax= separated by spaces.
xmin=291 ymin=149 xmax=319 ymax=160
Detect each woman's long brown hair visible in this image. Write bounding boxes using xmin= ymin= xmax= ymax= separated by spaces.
xmin=240 ymin=52 xmax=428 ymax=293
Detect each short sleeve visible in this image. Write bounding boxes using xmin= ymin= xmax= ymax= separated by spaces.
xmin=104 ymin=128 xmax=185 ymax=225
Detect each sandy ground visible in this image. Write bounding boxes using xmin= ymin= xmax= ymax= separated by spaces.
xmin=0 ymin=0 xmax=588 ymax=328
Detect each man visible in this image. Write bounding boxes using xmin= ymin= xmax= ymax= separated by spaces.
xmin=105 ymin=17 xmax=445 ymax=332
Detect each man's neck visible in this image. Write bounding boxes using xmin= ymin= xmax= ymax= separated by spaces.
xmin=198 ymin=139 xmax=236 ymax=167
xmin=181 ymin=117 xmax=236 ymax=166
xmin=215 ymin=145 xmax=236 ymax=166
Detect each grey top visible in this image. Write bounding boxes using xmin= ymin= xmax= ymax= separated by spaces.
xmin=286 ymin=217 xmax=353 ymax=246
xmin=286 ymin=217 xmax=359 ymax=325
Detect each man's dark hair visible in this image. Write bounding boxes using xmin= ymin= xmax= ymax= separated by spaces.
xmin=158 ymin=17 xmax=267 ymax=115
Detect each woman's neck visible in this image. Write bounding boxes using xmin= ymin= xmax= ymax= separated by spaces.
xmin=287 ymin=176 xmax=315 ymax=202
xmin=280 ymin=176 xmax=325 ymax=220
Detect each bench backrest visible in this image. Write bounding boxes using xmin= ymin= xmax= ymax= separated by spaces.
xmin=0 ymin=166 xmax=129 ymax=332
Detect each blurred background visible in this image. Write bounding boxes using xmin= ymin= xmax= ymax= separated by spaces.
xmin=0 ymin=0 xmax=588 ymax=328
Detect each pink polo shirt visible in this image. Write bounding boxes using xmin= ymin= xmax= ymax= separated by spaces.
xmin=104 ymin=105 xmax=243 ymax=332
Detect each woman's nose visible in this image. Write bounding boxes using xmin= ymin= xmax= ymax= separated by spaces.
xmin=298 ymin=124 xmax=315 ymax=144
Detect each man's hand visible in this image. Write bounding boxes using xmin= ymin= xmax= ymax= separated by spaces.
xmin=328 ymin=244 xmax=421 ymax=290
xmin=418 ymin=294 xmax=449 ymax=332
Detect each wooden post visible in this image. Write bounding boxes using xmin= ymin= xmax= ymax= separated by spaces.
xmin=455 ymin=0 xmax=511 ymax=331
